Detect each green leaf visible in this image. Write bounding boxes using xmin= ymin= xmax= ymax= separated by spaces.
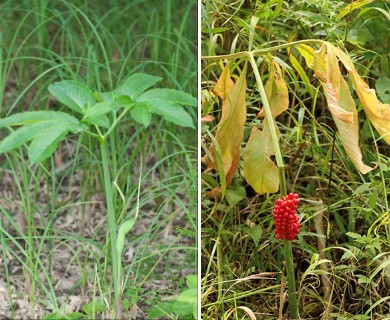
xmin=186 ymin=274 xmax=197 ymax=289
xmin=0 ymin=111 xmax=79 ymax=127
xmin=49 ymin=80 xmax=96 ymax=114
xmin=376 ymin=77 xmax=390 ymax=104
xmin=226 ymin=183 xmax=246 ymax=206
xmin=138 ymin=100 xmax=194 ymax=128
xmin=83 ymin=102 xmax=115 ymax=119
xmin=115 ymin=73 xmax=162 ymax=100
xmin=82 ymin=300 xmax=106 ymax=315
xmin=130 ymin=103 xmax=152 ymax=127
xmin=43 ymin=312 xmax=86 ymax=320
xmin=244 ymin=224 xmax=263 ymax=247
xmin=148 ymin=302 xmax=172 ymax=318
xmin=43 ymin=313 xmax=64 ymax=320
xmin=346 ymin=232 xmax=362 ymax=240
xmin=28 ymin=124 xmax=70 ymax=164
xmin=172 ymin=300 xmax=194 ymax=316
xmin=176 ymin=287 xmax=197 ymax=304
xmin=82 ymin=101 xmax=115 ymax=128
xmin=82 ymin=115 xmax=109 ymax=128
xmin=138 ymin=88 xmax=197 ymax=106
xmin=243 ymin=126 xmax=279 ymax=194
xmin=0 ymin=122 xmax=56 ymax=154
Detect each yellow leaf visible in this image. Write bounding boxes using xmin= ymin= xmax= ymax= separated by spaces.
xmin=312 ymin=44 xmax=373 ymax=174
xmin=206 ymin=64 xmax=247 ymax=182
xmin=296 ymin=44 xmax=316 ymax=69
xmin=257 ymin=60 xmax=289 ymax=118
xmin=244 ymin=126 xmax=279 ymax=194
xmin=337 ymin=0 xmax=375 ymax=20
xmin=314 ymin=45 xmax=354 ymax=123
xmin=333 ymin=45 xmax=390 ymax=144
xmin=214 ymin=63 xmax=235 ymax=100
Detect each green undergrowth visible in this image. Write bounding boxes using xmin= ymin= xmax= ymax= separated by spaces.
xmin=0 ymin=0 xmax=197 ymax=319
xmin=201 ymin=1 xmax=389 ymax=319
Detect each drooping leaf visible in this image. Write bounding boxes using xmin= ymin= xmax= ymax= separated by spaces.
xmin=258 ymin=60 xmax=289 ymax=118
xmin=243 ymin=60 xmax=286 ymax=194
xmin=0 ymin=122 xmax=54 ymax=154
xmin=28 ymin=124 xmax=71 ymax=164
xmin=137 ymin=100 xmax=194 ymax=128
xmin=296 ymin=44 xmax=316 ymax=68
xmin=49 ymin=80 xmax=96 ymax=114
xmin=244 ymin=126 xmax=279 ymax=194
xmin=313 ymin=45 xmax=354 ymax=123
xmin=311 ymin=44 xmax=373 ymax=173
xmin=214 ymin=63 xmax=235 ymax=100
xmin=137 ymin=88 xmax=197 ymax=107
xmin=206 ymin=64 xmax=247 ymax=184
xmin=0 ymin=111 xmax=79 ymax=127
xmin=333 ymin=45 xmax=390 ymax=145
xmin=115 ymin=73 xmax=162 ymax=100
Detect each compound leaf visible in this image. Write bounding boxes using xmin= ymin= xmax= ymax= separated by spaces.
xmin=49 ymin=80 xmax=96 ymax=114
xmin=115 ymin=73 xmax=162 ymax=100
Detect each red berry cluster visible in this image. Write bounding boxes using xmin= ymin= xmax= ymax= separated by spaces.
xmin=273 ymin=193 xmax=300 ymax=240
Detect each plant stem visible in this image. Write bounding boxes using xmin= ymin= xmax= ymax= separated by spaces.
xmin=284 ymin=240 xmax=299 ymax=319
xmin=248 ymin=53 xmax=287 ymax=196
xmin=100 ymin=140 xmax=120 ymax=317
xmin=202 ymin=39 xmax=324 ymax=61
xmin=249 ymin=53 xmax=298 ymax=317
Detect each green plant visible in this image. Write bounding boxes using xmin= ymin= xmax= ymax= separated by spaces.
xmin=148 ymin=274 xmax=198 ymax=319
xmin=201 ymin=1 xmax=389 ymax=318
xmin=0 ymin=73 xmax=196 ymax=318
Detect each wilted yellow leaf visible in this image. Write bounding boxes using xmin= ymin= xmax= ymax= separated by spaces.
xmin=257 ymin=61 xmax=289 ymax=118
xmin=312 ymin=44 xmax=373 ymax=174
xmin=244 ymin=126 xmax=279 ymax=194
xmin=214 ymin=63 xmax=235 ymax=100
xmin=206 ymin=64 xmax=247 ymax=184
xmin=333 ymin=45 xmax=390 ymax=144
xmin=296 ymin=44 xmax=316 ymax=69
xmin=314 ymin=45 xmax=354 ymax=123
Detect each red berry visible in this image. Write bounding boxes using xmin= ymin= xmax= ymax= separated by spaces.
xmin=273 ymin=193 xmax=300 ymax=240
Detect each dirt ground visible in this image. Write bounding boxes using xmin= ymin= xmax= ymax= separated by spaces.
xmin=0 ymin=160 xmax=195 ymax=319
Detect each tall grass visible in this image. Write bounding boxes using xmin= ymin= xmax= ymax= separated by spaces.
xmin=0 ymin=0 xmax=197 ymax=319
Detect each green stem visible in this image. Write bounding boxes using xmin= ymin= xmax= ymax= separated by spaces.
xmin=249 ymin=53 xmax=297 ymax=317
xmin=284 ymin=240 xmax=299 ymax=319
xmin=202 ymin=39 xmax=324 ymax=61
xmin=248 ymin=53 xmax=287 ymax=196
xmin=100 ymin=140 xmax=120 ymax=316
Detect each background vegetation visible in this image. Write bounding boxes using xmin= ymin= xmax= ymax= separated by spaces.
xmin=201 ymin=0 xmax=389 ymax=319
xmin=0 ymin=0 xmax=197 ymax=319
